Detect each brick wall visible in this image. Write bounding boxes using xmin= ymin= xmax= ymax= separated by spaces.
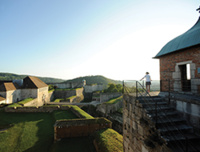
xmin=159 ymin=45 xmax=200 ymax=92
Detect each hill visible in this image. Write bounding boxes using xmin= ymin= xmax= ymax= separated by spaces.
xmin=0 ymin=73 xmax=65 ymax=83
xmin=64 ymin=75 xmax=122 ymax=88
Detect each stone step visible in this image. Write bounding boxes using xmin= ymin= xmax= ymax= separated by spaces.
xmin=167 ymin=136 xmax=200 ymax=152
xmin=155 ymin=117 xmax=186 ymax=125
xmin=158 ymin=124 xmax=193 ymax=134
xmin=148 ymin=110 xmax=179 ymax=118
xmin=145 ymin=105 xmax=173 ymax=112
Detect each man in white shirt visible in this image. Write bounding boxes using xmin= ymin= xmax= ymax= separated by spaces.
xmin=140 ymin=72 xmax=152 ymax=93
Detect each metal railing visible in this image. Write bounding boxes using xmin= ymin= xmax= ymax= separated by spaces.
xmin=123 ymin=80 xmax=199 ymax=152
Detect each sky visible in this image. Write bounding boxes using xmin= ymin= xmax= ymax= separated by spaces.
xmin=0 ymin=0 xmax=199 ymax=81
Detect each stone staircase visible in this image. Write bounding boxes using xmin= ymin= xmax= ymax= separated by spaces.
xmin=138 ymin=96 xmax=200 ymax=152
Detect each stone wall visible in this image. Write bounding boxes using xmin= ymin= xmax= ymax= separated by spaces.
xmin=51 ymin=82 xmax=83 ymax=89
xmin=123 ymin=94 xmax=169 ymax=152
xmin=97 ymin=98 xmax=123 ymax=116
xmin=159 ymin=92 xmax=200 ymax=133
xmin=37 ymin=87 xmax=49 ymax=106
xmin=54 ymin=90 xmax=76 ymax=99
xmin=47 ymin=91 xmax=54 ymax=102
xmin=159 ymin=45 xmax=200 ymax=93
xmin=54 ymin=118 xmax=112 ymax=141
xmin=84 ymin=85 xmax=103 ymax=93
xmin=21 ymin=88 xmax=37 ymax=100
xmin=5 ymin=105 xmax=70 ymax=112
xmin=100 ymin=93 xmax=122 ymax=103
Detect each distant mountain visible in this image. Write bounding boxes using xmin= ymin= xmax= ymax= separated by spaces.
xmin=0 ymin=73 xmax=65 ymax=83
xmin=64 ymin=75 xmax=122 ymax=88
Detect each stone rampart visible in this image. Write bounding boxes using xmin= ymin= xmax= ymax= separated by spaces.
xmin=54 ymin=118 xmax=112 ymax=141
xmin=123 ymin=94 xmax=169 ymax=152
xmin=97 ymin=98 xmax=123 ymax=116
xmin=100 ymin=93 xmax=122 ymax=103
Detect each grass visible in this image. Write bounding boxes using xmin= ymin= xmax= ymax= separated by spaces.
xmin=71 ymin=106 xmax=94 ymax=119
xmin=105 ymin=96 xmax=122 ymax=104
xmin=0 ymin=112 xmax=54 ymax=152
xmin=7 ymin=103 xmax=22 ymax=108
xmin=94 ymin=128 xmax=123 ymax=152
xmin=66 ymin=96 xmax=76 ymax=100
xmin=52 ymin=110 xmax=78 ymax=120
xmin=18 ymin=98 xmax=34 ymax=105
xmin=53 ymin=98 xmax=64 ymax=102
xmin=0 ymin=108 xmax=86 ymax=152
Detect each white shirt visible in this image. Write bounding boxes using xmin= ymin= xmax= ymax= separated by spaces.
xmin=143 ymin=74 xmax=151 ymax=82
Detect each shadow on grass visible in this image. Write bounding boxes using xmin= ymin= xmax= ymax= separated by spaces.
xmin=50 ymin=137 xmax=96 ymax=152
xmin=0 ymin=112 xmax=54 ymax=152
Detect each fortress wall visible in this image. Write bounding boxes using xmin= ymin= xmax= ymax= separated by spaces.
xmin=123 ymin=94 xmax=169 ymax=152
xmin=100 ymin=93 xmax=122 ymax=103
xmin=54 ymin=118 xmax=112 ymax=141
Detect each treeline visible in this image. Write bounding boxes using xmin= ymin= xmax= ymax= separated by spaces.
xmin=64 ymin=75 xmax=122 ymax=88
xmin=0 ymin=73 xmax=64 ymax=83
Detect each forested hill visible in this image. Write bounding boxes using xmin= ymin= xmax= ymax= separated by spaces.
xmin=64 ymin=75 xmax=122 ymax=88
xmin=0 ymin=73 xmax=65 ymax=83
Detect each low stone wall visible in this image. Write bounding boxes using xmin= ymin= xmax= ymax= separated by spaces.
xmin=97 ymin=98 xmax=123 ymax=116
xmin=54 ymin=118 xmax=112 ymax=141
xmin=123 ymin=94 xmax=169 ymax=152
xmin=5 ymin=105 xmax=70 ymax=113
xmin=100 ymin=93 xmax=122 ymax=103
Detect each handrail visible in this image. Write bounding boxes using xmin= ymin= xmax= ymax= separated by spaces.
xmin=124 ymin=80 xmax=199 ymax=151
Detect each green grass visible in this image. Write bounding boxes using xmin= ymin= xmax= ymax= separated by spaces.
xmin=71 ymin=106 xmax=94 ymax=119
xmin=18 ymin=98 xmax=34 ymax=105
xmin=66 ymin=96 xmax=76 ymax=100
xmin=52 ymin=110 xmax=78 ymax=120
xmin=0 ymin=106 xmax=98 ymax=152
xmin=105 ymin=96 xmax=122 ymax=104
xmin=94 ymin=128 xmax=123 ymax=152
xmin=7 ymin=103 xmax=22 ymax=108
xmin=0 ymin=112 xmax=54 ymax=152
xmin=53 ymin=98 xmax=64 ymax=102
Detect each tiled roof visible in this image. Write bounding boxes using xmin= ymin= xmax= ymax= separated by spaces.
xmin=155 ymin=17 xmax=200 ymax=58
xmin=22 ymin=76 xmax=48 ymax=89
xmin=0 ymin=82 xmax=17 ymax=91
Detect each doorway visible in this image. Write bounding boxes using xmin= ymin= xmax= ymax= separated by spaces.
xmin=179 ymin=64 xmax=191 ymax=92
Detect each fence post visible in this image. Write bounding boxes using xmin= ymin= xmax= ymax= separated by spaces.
xmin=160 ymin=80 xmax=162 ymax=92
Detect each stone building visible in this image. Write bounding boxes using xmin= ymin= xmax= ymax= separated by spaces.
xmin=0 ymin=76 xmax=48 ymax=106
xmin=154 ymin=16 xmax=200 ymax=94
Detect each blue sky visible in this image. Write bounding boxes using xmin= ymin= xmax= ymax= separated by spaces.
xmin=0 ymin=0 xmax=199 ymax=80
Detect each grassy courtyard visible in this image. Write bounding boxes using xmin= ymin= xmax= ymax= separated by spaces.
xmin=0 ymin=110 xmax=79 ymax=152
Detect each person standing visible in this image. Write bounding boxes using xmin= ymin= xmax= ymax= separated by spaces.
xmin=140 ymin=72 xmax=152 ymax=93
